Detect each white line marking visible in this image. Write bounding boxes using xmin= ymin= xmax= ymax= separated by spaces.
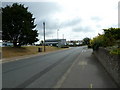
xmin=90 ymin=83 xmax=93 ymax=88
xmin=54 ymin=53 xmax=81 ymax=88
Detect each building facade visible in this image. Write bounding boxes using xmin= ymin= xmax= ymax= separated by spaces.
xmin=45 ymin=39 xmax=66 ymax=47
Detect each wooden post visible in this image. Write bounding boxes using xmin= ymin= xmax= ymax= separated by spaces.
xmin=43 ymin=22 xmax=46 ymax=52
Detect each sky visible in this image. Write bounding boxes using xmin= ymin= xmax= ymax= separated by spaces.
xmin=1 ymin=0 xmax=120 ymax=43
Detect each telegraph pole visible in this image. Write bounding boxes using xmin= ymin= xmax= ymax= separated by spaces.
xmin=43 ymin=22 xmax=46 ymax=52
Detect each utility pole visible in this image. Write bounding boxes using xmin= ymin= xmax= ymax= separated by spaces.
xmin=43 ymin=22 xmax=46 ymax=52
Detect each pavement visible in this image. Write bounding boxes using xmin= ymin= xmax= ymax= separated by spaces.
xmin=55 ymin=48 xmax=117 ymax=88
xmin=2 ymin=46 xmax=118 ymax=88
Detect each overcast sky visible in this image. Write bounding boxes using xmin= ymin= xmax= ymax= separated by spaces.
xmin=1 ymin=0 xmax=119 ymax=42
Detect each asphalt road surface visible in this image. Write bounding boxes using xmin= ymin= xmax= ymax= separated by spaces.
xmin=2 ymin=46 xmax=118 ymax=88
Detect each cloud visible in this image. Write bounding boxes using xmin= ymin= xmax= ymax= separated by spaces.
xmin=91 ymin=16 xmax=102 ymax=22
xmin=2 ymin=2 xmax=61 ymax=18
xmin=36 ymin=17 xmax=60 ymax=30
xmin=36 ymin=17 xmax=82 ymax=30
xmin=36 ymin=17 xmax=82 ymax=37
xmin=39 ymin=29 xmax=54 ymax=37
xmin=24 ymin=2 xmax=61 ymax=18
xmin=62 ymin=18 xmax=82 ymax=28
xmin=2 ymin=2 xmax=62 ymax=36
xmin=2 ymin=0 xmax=119 ymax=41
xmin=96 ymin=24 xmax=102 ymax=28
xmin=72 ymin=26 xmax=94 ymax=33
xmin=36 ymin=17 xmax=61 ymax=37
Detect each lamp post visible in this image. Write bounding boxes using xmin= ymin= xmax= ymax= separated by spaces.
xmin=63 ymin=34 xmax=64 ymax=39
xmin=43 ymin=22 xmax=46 ymax=52
xmin=57 ymin=29 xmax=59 ymax=39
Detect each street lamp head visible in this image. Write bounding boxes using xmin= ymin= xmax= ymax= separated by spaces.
xmin=43 ymin=22 xmax=45 ymax=25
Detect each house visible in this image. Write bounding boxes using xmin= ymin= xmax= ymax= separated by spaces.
xmin=45 ymin=39 xmax=67 ymax=47
xmin=2 ymin=41 xmax=13 ymax=47
xmin=67 ymin=40 xmax=83 ymax=46
xmin=0 ymin=31 xmax=13 ymax=47
xmin=0 ymin=40 xmax=2 ymax=47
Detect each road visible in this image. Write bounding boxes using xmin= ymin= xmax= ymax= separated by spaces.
xmin=2 ymin=46 xmax=117 ymax=88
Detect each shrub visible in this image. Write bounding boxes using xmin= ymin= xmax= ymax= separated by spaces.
xmin=110 ymin=48 xmax=120 ymax=55
xmin=91 ymin=28 xmax=120 ymax=51
xmin=90 ymin=35 xmax=105 ymax=50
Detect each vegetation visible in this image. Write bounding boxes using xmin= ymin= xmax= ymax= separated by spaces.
xmin=110 ymin=48 xmax=120 ymax=55
xmin=2 ymin=46 xmax=65 ymax=59
xmin=90 ymin=35 xmax=104 ymax=50
xmin=2 ymin=3 xmax=38 ymax=47
xmin=82 ymin=37 xmax=92 ymax=48
xmin=91 ymin=27 xmax=120 ymax=55
xmin=82 ymin=37 xmax=91 ymax=45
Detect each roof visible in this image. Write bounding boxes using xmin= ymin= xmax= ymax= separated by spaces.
xmin=45 ymin=42 xmax=58 ymax=44
xmin=45 ymin=39 xmax=66 ymax=42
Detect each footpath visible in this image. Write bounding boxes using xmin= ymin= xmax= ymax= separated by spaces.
xmin=55 ymin=49 xmax=117 ymax=88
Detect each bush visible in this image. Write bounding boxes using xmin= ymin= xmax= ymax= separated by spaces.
xmin=91 ymin=28 xmax=120 ymax=51
xmin=90 ymin=35 xmax=105 ymax=50
xmin=110 ymin=48 xmax=120 ymax=55
xmin=88 ymin=45 xmax=92 ymax=48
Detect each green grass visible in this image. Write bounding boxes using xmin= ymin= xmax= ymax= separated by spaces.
xmin=106 ymin=45 xmax=120 ymax=55
xmin=110 ymin=48 xmax=120 ymax=55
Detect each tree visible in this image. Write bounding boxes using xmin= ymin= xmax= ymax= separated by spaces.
xmin=103 ymin=27 xmax=120 ymax=47
xmin=90 ymin=34 xmax=105 ymax=50
xmin=0 ymin=8 xmax=2 ymax=40
xmin=41 ymin=40 xmax=43 ymax=45
xmin=103 ymin=27 xmax=120 ymax=40
xmin=91 ymin=27 xmax=120 ymax=50
xmin=82 ymin=37 xmax=90 ymax=45
xmin=2 ymin=3 xmax=39 ymax=47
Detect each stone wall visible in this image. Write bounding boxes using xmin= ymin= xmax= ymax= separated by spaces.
xmin=93 ymin=47 xmax=120 ymax=87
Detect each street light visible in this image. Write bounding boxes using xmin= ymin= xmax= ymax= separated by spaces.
xmin=63 ymin=34 xmax=64 ymax=39
xmin=57 ymin=23 xmax=63 ymax=39
xmin=57 ymin=29 xmax=59 ymax=39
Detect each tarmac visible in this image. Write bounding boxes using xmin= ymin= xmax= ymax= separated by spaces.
xmin=1 ymin=47 xmax=118 ymax=88
xmin=1 ymin=48 xmax=70 ymax=63
xmin=54 ymin=48 xmax=117 ymax=88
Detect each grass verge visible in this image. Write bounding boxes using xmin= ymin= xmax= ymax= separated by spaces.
xmin=2 ymin=46 xmax=66 ymax=59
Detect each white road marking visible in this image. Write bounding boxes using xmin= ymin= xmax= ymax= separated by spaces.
xmin=54 ymin=53 xmax=81 ymax=88
xmin=78 ymin=60 xmax=87 ymax=70
xmin=82 ymin=50 xmax=86 ymax=52
xmin=89 ymin=83 xmax=93 ymax=88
